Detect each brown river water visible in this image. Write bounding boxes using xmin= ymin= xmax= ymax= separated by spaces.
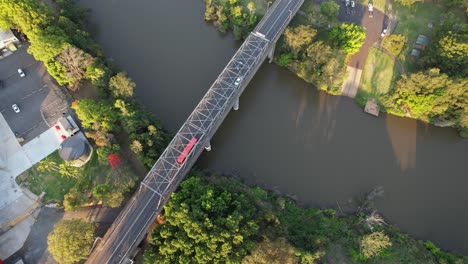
xmin=78 ymin=0 xmax=468 ymax=254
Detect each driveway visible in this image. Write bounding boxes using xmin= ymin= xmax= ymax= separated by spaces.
xmin=0 ymin=45 xmax=71 ymax=144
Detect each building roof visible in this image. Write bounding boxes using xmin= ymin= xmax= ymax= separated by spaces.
xmin=0 ymin=29 xmax=16 ymax=43
xmin=415 ymin=35 xmax=429 ymax=46
xmin=58 ymin=136 xmax=86 ymax=161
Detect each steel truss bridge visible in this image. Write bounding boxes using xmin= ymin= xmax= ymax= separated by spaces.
xmin=86 ymin=0 xmax=303 ymax=262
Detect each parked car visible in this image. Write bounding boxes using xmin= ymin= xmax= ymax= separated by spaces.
xmin=12 ymin=104 xmax=20 ymax=113
xmin=381 ymin=29 xmax=387 ymax=37
xmin=17 ymin=68 xmax=25 ymax=77
xmin=345 ymin=0 xmax=350 ymax=6
xmin=351 ymin=0 xmax=355 ymax=7
xmin=234 ymin=77 xmax=242 ymax=87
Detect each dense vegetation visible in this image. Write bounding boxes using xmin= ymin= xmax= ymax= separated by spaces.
xmin=376 ymin=0 xmax=468 ymax=136
xmin=3 ymin=0 xmax=169 ymax=209
xmin=145 ymin=173 xmax=468 ymax=263
xmin=48 ymin=219 xmax=96 ymax=264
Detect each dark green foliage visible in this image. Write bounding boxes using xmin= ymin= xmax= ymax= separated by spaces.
xmin=320 ymin=0 xmax=340 ymax=20
xmin=422 ymin=31 xmax=468 ymax=77
xmin=203 ymin=0 xmax=259 ymax=39
xmin=92 ymin=184 xmax=110 ymax=200
xmin=144 ymin=176 xmax=260 ymax=263
xmin=278 ymin=53 xmax=293 ymax=67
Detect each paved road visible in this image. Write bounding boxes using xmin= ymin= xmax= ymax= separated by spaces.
xmin=86 ymin=0 xmax=303 ymax=263
xmin=0 ymin=45 xmax=70 ymax=144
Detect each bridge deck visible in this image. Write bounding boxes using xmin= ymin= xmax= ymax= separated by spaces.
xmin=86 ymin=0 xmax=303 ymax=262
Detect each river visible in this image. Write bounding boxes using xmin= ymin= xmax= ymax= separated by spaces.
xmin=78 ymin=0 xmax=468 ymax=254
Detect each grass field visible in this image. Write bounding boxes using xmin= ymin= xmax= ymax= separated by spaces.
xmin=355 ymin=47 xmax=398 ymax=106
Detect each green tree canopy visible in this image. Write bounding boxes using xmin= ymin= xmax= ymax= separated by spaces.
xmin=320 ymin=0 xmax=340 ymax=20
xmin=329 ymin=23 xmax=366 ymax=54
xmin=72 ymin=99 xmax=118 ymax=132
xmin=109 ymin=72 xmax=136 ymax=98
xmin=47 ymin=219 xmax=96 ymax=264
xmin=383 ymin=68 xmax=468 ymax=129
xmin=144 ymin=176 xmax=260 ymax=263
xmin=284 ymin=25 xmax=317 ymax=55
xmin=423 ymin=31 xmax=468 ymax=77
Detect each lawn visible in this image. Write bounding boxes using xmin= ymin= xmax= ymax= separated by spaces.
xmin=355 ymin=47 xmax=399 ymax=106
xmin=16 ymin=151 xmax=77 ymax=202
xmin=16 ymin=150 xmax=138 ymax=204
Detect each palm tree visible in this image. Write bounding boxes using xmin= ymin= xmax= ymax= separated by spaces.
xmin=37 ymin=159 xmax=58 ymax=172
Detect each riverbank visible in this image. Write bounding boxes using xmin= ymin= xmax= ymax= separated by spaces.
xmin=146 ymin=173 xmax=468 ymax=263
xmin=203 ymin=0 xmax=467 ymax=137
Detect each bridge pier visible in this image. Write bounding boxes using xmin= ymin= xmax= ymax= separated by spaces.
xmin=268 ymin=43 xmax=275 ymax=63
xmin=233 ymin=97 xmax=239 ymax=111
xmin=205 ymin=142 xmax=211 ymax=151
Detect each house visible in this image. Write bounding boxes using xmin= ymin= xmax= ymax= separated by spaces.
xmin=0 ymin=29 xmax=20 ymax=51
xmin=414 ymin=35 xmax=429 ymax=50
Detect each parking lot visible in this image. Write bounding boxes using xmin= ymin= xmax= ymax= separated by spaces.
xmin=0 ymin=45 xmax=71 ymax=144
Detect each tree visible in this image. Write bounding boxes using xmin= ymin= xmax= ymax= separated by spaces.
xmin=56 ymin=45 xmax=94 ymax=86
xmin=383 ymin=68 xmax=468 ymax=123
xmin=284 ymin=25 xmax=317 ymax=55
xmin=242 ymin=238 xmax=299 ymax=264
xmin=130 ymin=140 xmax=143 ymax=154
xmin=72 ymin=99 xmax=118 ymax=132
xmin=96 ymin=144 xmax=120 ymax=163
xmin=37 ymin=159 xmax=58 ymax=172
xmin=247 ymin=2 xmax=256 ymax=15
xmin=59 ymin=162 xmax=80 ymax=178
xmin=93 ymin=184 xmax=110 ymax=200
xmin=320 ymin=0 xmax=340 ymax=20
xmin=107 ymin=153 xmax=121 ymax=169
xmin=423 ymin=31 xmax=468 ymax=77
xmin=144 ymin=176 xmax=259 ymax=263
xmin=296 ymin=41 xmax=345 ymax=93
xmin=394 ymin=0 xmax=421 ymax=6
xmin=360 ymin=231 xmax=392 ymax=259
xmin=47 ymin=219 xmax=96 ymax=264
xmin=329 ymin=23 xmax=366 ymax=54
xmin=382 ymin=34 xmax=407 ymax=56
xmin=109 ymin=72 xmax=136 ymax=98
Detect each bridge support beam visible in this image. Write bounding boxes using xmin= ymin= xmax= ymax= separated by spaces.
xmin=205 ymin=142 xmax=211 ymax=151
xmin=233 ymin=97 xmax=239 ymax=111
xmin=268 ymin=43 xmax=276 ymax=63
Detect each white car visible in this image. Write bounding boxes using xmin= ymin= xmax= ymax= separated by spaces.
xmin=17 ymin=68 xmax=25 ymax=77
xmin=351 ymin=0 xmax=355 ymax=7
xmin=12 ymin=104 xmax=20 ymax=113
xmin=381 ymin=29 xmax=387 ymax=37
xmin=234 ymin=77 xmax=242 ymax=87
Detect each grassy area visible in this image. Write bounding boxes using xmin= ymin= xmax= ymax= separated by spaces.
xmin=356 ymin=47 xmax=399 ymax=106
xmin=16 ymin=151 xmax=77 ymax=202
xmin=16 ymin=150 xmax=138 ymax=205
xmin=391 ymin=0 xmax=465 ymax=72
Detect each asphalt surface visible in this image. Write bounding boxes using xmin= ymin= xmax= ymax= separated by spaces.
xmin=0 ymin=45 xmax=70 ymax=144
xmin=337 ymin=0 xmax=388 ymax=69
xmin=86 ymin=0 xmax=304 ymax=263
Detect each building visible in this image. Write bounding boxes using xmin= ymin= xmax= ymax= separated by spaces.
xmin=414 ymin=35 xmax=429 ymax=50
xmin=56 ymin=116 xmax=79 ymax=137
xmin=0 ymin=29 xmax=20 ymax=51
xmin=58 ymin=136 xmax=92 ymax=167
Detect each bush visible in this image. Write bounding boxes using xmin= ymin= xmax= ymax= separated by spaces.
xmin=360 ymin=231 xmax=392 ymax=259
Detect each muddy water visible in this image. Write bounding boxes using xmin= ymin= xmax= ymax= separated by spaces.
xmin=79 ymin=0 xmax=468 ymax=254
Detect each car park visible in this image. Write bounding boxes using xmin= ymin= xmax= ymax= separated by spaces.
xmin=17 ymin=68 xmax=25 ymax=77
xmin=234 ymin=77 xmax=242 ymax=87
xmin=12 ymin=104 xmax=20 ymax=113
